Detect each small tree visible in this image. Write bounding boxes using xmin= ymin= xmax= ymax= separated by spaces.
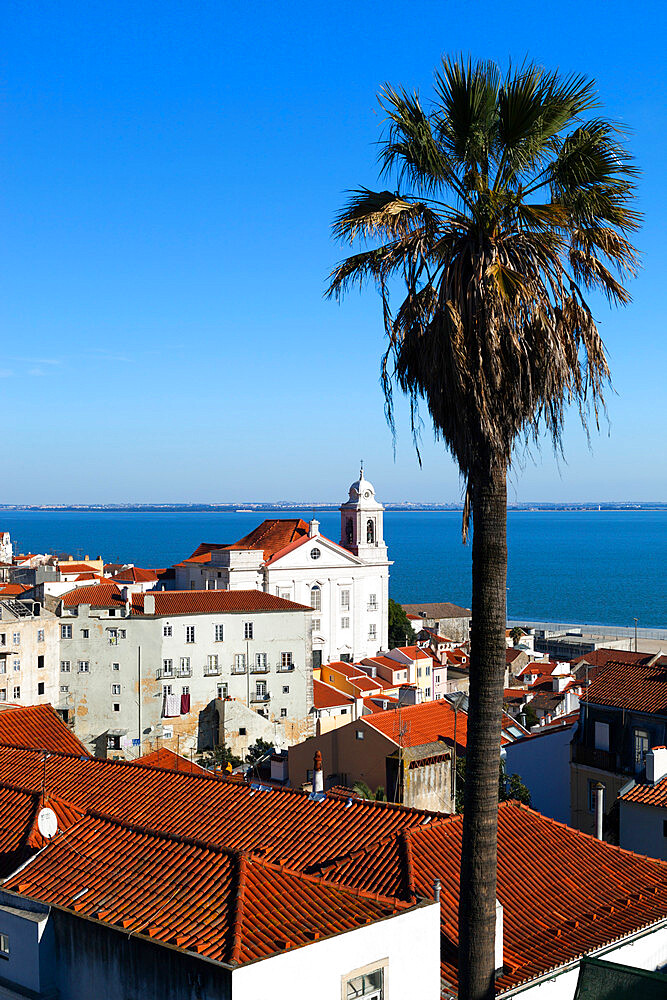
xmin=500 ymin=762 xmax=531 ymax=806
xmin=197 ymin=744 xmax=242 ymax=771
xmin=510 ymin=626 xmax=524 ymax=646
xmin=245 ymin=737 xmax=274 ymax=766
xmin=521 ymin=702 xmax=539 ymax=729
xmin=388 ymin=598 xmax=414 ymax=648
xmin=353 ymin=780 xmax=388 ymax=801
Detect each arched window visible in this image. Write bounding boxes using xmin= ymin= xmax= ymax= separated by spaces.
xmin=346 ymin=518 xmax=354 ymax=544
xmin=366 ymin=519 xmax=375 ymax=544
xmin=310 ymin=585 xmax=321 ymax=612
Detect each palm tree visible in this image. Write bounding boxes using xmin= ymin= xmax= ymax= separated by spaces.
xmin=327 ymin=57 xmax=638 ymax=1000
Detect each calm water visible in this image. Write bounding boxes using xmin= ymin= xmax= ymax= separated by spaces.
xmin=1 ymin=509 xmax=665 ymax=627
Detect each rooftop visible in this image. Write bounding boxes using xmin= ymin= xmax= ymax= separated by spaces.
xmin=138 ymin=747 xmax=207 ymax=774
xmin=111 ymin=566 xmax=159 ymax=584
xmin=313 ymin=679 xmax=354 ymax=710
xmin=227 ymin=519 xmax=309 ymax=562
xmin=582 ymin=655 xmax=667 ymax=715
xmin=0 ymin=704 xmax=88 ymax=756
xmin=61 ymin=587 xmax=311 ymax=615
xmin=400 ymin=602 xmax=471 ymax=620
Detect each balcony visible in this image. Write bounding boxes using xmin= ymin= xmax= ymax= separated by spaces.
xmin=367 ymin=604 xmax=378 ymax=612
xmin=156 ymin=668 xmax=174 ymax=680
xmin=177 ymin=665 xmax=192 ymax=678
xmin=251 ymin=691 xmax=271 ymax=702
xmin=204 ymin=665 xmax=221 ymax=677
xmin=276 ymin=662 xmax=295 ymax=673
xmin=571 ymin=742 xmax=620 ymax=773
xmin=250 ymin=664 xmax=270 ymax=674
xmin=231 ymin=666 xmax=247 ymax=675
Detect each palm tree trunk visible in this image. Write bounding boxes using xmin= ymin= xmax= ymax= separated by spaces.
xmin=458 ymin=465 xmax=507 ymax=1000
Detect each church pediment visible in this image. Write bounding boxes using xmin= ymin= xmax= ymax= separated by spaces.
xmin=267 ymin=534 xmax=363 ymax=569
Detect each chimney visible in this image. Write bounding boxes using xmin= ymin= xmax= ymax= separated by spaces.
xmin=495 ymin=899 xmax=504 ymax=974
xmin=313 ymin=750 xmax=323 ymax=793
xmin=309 ymin=519 xmax=319 ymax=538
xmin=144 ymin=594 xmax=155 ymax=615
xmin=433 ymin=879 xmax=441 ymax=902
xmin=594 ymin=782 xmax=605 ymax=840
xmin=646 ymin=746 xmax=667 ymax=785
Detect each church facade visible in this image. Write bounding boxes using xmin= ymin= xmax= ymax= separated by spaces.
xmin=174 ymin=470 xmax=392 ymax=664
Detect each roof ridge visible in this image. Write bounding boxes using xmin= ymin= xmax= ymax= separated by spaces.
xmin=228 ymin=851 xmax=248 ymax=965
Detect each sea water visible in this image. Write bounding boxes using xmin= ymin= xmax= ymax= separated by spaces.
xmin=1 ymin=509 xmax=665 ymax=628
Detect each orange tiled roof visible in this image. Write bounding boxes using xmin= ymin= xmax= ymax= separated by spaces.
xmin=395 ymin=645 xmax=431 ymax=660
xmin=622 ymin=774 xmax=667 ymax=807
xmin=313 ymin=679 xmax=354 ymax=710
xmin=61 ymin=584 xmax=124 ymax=608
xmin=364 ymin=699 xmax=470 ymax=749
xmin=138 ymin=747 xmax=207 ymax=774
xmin=315 ymin=801 xmax=667 ymax=994
xmin=227 ymin=519 xmax=309 ymax=561
xmin=0 ymin=704 xmax=88 ymax=755
xmin=582 ymin=656 xmax=667 ymax=715
xmin=58 ymin=562 xmax=98 ymax=575
xmin=132 ymin=590 xmax=311 ymax=615
xmin=0 ymin=784 xmax=83 ymax=877
xmin=572 ymin=648 xmax=650 ymax=668
xmin=111 ymin=566 xmax=158 ymax=584
xmin=0 ymin=746 xmax=432 ymax=867
xmin=4 ymin=812 xmax=411 ymax=964
xmin=0 ymin=583 xmax=31 ymax=596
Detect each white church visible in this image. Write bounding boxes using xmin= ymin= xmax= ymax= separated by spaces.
xmin=175 ymin=469 xmax=392 ymax=665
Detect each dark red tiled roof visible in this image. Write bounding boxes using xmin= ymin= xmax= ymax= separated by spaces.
xmin=0 ymin=784 xmax=83 ymax=876
xmin=0 ymin=704 xmax=88 ymax=755
xmin=4 ymin=813 xmax=410 ymax=964
xmin=132 ymin=590 xmax=311 ymax=615
xmin=582 ymin=656 xmax=667 ymax=715
xmin=0 ymin=746 xmax=433 ymax=868
xmin=316 ymin=802 xmax=667 ymax=994
xmin=111 ymin=566 xmax=158 ymax=584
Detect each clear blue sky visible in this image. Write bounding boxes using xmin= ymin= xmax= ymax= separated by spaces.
xmin=2 ymin=1 xmax=665 ymax=504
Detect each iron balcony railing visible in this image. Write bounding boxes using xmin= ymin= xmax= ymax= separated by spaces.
xmin=276 ymin=662 xmax=295 ymax=672
xmin=204 ymin=665 xmax=221 ymax=676
xmin=251 ymin=691 xmax=271 ymax=702
xmin=571 ymin=742 xmax=620 ymax=773
xmin=177 ymin=665 xmax=192 ymax=677
xmin=231 ymin=666 xmax=247 ymax=675
xmin=250 ymin=664 xmax=270 ymax=674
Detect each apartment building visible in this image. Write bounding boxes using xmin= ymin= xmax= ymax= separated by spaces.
xmin=0 ymin=599 xmax=59 ymax=707
xmin=55 ymin=584 xmax=313 ymax=758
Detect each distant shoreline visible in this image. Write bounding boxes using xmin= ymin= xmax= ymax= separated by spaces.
xmin=0 ymin=504 xmax=665 ymax=514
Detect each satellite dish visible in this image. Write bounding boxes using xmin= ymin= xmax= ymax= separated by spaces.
xmin=37 ymin=807 xmax=58 ymax=839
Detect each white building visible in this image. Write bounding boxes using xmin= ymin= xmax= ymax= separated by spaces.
xmin=175 ymin=469 xmax=392 ymax=665
xmin=0 ymin=531 xmax=12 ymax=565
xmin=0 ymin=598 xmax=59 ymax=708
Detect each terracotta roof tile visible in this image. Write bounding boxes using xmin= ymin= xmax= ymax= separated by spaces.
xmin=622 ymin=774 xmax=667 ymax=807
xmin=58 ymin=562 xmax=98 ymax=575
xmin=582 ymin=657 xmax=667 ymax=715
xmin=0 ymin=704 xmax=88 ymax=755
xmin=111 ymin=567 xmax=158 ymax=584
xmin=313 ymin=679 xmax=354 ymax=710
xmin=364 ymin=699 xmax=470 ymax=749
xmin=139 ymin=748 xmax=207 ymax=774
xmin=226 ymin=519 xmax=309 ymax=561
xmin=132 ymin=590 xmax=311 ymax=615
xmin=61 ymin=584 xmax=124 ymax=608
xmin=0 ymin=783 xmax=83 ymax=876
xmin=4 ymin=813 xmax=410 ymax=964
xmin=317 ymin=802 xmax=667 ymax=994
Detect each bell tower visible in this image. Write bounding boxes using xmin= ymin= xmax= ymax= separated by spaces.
xmin=340 ymin=465 xmax=387 ymax=565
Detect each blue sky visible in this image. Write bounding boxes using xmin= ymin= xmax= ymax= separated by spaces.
xmin=2 ymin=0 xmax=665 ymax=504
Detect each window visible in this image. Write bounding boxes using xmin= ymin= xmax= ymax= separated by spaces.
xmin=234 ymin=653 xmax=246 ymax=673
xmin=0 ymin=689 xmax=5 ymax=702
xmin=256 ymin=680 xmax=267 ymax=696
xmin=60 ymin=685 xmax=69 ymax=694
xmin=425 ymin=687 xmax=431 ymax=697
xmin=163 ymin=684 xmax=173 ymax=696
xmin=181 ymin=685 xmax=189 ymax=695
xmin=594 ymin=721 xmax=610 ymax=752
xmin=310 ymin=585 xmax=321 ymax=612
xmin=368 ymin=593 xmax=378 ymax=610
xmin=112 ymin=684 xmax=121 ymax=695
xmin=112 ymin=662 xmax=120 ymax=671
xmin=163 ymin=659 xmax=173 ymax=676
xmin=207 ymin=654 xmax=219 ymax=672
xmin=163 ymin=624 xmax=172 ymax=637
xmin=341 ymin=589 xmax=350 ymax=610
xmin=281 ymin=652 xmax=293 ymax=669
xmin=179 ymin=656 xmax=190 ymax=674
xmin=341 ymin=617 xmax=350 ymax=629
xmin=215 ymin=624 xmax=224 ymax=642
xmin=61 ymin=660 xmax=71 ymax=673
xmin=244 ymin=622 xmax=254 ymax=640
xmin=282 ymin=685 xmax=290 ymax=694
xmin=81 ymin=629 xmax=89 ymax=639
xmin=113 ymin=703 xmax=120 ymax=712
xmin=312 ymin=619 xmax=321 ymax=631
xmin=13 ymin=659 xmax=20 ymax=672
xmin=356 ymin=730 xmax=364 ymax=740
xmin=425 ymin=665 xmax=431 ymax=676
xmin=280 ymin=708 xmax=287 ymax=718
xmin=417 ymin=667 xmax=422 ymax=678
xmin=0 ymin=634 xmax=5 ymax=647
xmin=185 ymin=626 xmax=196 ymax=643
xmin=37 ymin=655 xmax=44 ymax=669
xmin=107 ymin=735 xmax=121 ymax=751
xmin=0 ymin=662 xmax=4 ymax=675
xmin=255 ymin=652 xmax=267 ymax=670
xmin=239 ymin=727 xmax=247 ymax=736
xmin=37 ymin=629 xmax=44 ymax=643
xmin=12 ymin=632 xmax=20 ymax=645
xmin=37 ymin=682 xmax=45 ymax=696
xmin=369 ymin=624 xmax=377 ymax=640
xmin=108 ymin=609 xmax=116 ymax=617
xmin=310 ymin=547 xmax=321 ymax=560
xmin=78 ymin=661 xmax=89 ymax=673
xmin=0 ymin=932 xmax=9 ymax=957
xmin=108 ymin=629 xmax=118 ymax=645
xmin=366 ymin=519 xmax=375 ymax=544
xmin=634 ymin=729 xmax=650 ymax=772
xmin=345 ymin=967 xmax=384 ymax=1000
xmin=217 ymin=683 xmax=228 ymax=700
xmin=345 ymin=518 xmax=354 ymax=544
xmin=13 ymin=686 xmax=20 ymax=700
